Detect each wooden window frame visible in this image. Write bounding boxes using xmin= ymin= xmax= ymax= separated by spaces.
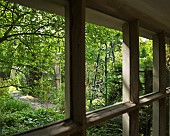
xmin=5 ymin=0 xmax=170 ymax=136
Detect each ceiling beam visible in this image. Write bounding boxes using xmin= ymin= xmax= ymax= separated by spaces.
xmin=86 ymin=0 xmax=170 ymax=38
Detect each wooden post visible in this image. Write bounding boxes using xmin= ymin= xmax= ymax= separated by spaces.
xmin=67 ymin=0 xmax=86 ymax=135
xmin=65 ymin=2 xmax=70 ymax=119
xmin=122 ymin=20 xmax=139 ymax=136
xmin=169 ymin=97 xmax=170 ymax=136
xmin=153 ymin=32 xmax=166 ymax=136
xmin=55 ymin=65 xmax=61 ymax=90
xmin=122 ymin=23 xmax=130 ymax=136
xmin=145 ymin=69 xmax=153 ymax=94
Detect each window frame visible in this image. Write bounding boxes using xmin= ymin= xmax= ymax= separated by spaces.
xmin=4 ymin=0 xmax=170 ymax=136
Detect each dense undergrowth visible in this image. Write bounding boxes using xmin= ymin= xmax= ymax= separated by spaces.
xmin=0 ymin=91 xmax=64 ymax=136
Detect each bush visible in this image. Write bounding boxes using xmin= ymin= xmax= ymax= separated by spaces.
xmin=0 ymin=92 xmax=64 ymax=136
xmin=0 ymin=98 xmax=31 ymax=113
xmin=87 ymin=118 xmax=122 ymax=136
xmin=1 ymin=109 xmax=64 ymax=136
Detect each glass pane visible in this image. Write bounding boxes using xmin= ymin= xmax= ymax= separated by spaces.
xmin=85 ymin=23 xmax=123 ymax=111
xmin=139 ymin=37 xmax=153 ymax=96
xmin=139 ymin=104 xmax=153 ymax=136
xmin=0 ymin=0 xmax=66 ymax=135
xmin=87 ymin=116 xmax=122 ymax=136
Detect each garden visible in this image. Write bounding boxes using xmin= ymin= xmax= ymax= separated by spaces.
xmin=0 ymin=0 xmax=170 ymax=135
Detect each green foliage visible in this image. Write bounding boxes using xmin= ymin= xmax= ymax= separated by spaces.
xmin=139 ymin=38 xmax=153 ymax=69
xmin=1 ymin=109 xmax=64 ymax=136
xmin=139 ymin=105 xmax=153 ymax=136
xmin=0 ymin=1 xmax=66 ymax=135
xmin=0 ymin=98 xmax=31 ymax=113
xmin=85 ymin=23 xmax=123 ymax=110
xmin=0 ymin=87 xmax=10 ymax=99
xmin=0 ymin=0 xmax=158 ymax=135
xmin=87 ymin=118 xmax=122 ymax=136
xmin=0 ymin=92 xmax=64 ymax=136
xmin=166 ymin=45 xmax=170 ymax=70
xmin=0 ymin=0 xmax=65 ymax=97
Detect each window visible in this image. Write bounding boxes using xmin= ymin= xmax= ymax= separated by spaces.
xmin=87 ymin=115 xmax=122 ymax=136
xmin=85 ymin=23 xmax=123 ymax=111
xmin=0 ymin=0 xmax=66 ymax=135
xmin=1 ymin=0 xmax=169 ymax=136
xmin=139 ymin=104 xmax=153 ymax=135
xmin=139 ymin=38 xmax=153 ymax=96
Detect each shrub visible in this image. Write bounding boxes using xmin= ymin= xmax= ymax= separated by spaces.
xmin=87 ymin=118 xmax=122 ymax=136
xmin=1 ymin=109 xmax=64 ymax=136
xmin=0 ymin=99 xmax=31 ymax=113
xmin=0 ymin=92 xmax=64 ymax=136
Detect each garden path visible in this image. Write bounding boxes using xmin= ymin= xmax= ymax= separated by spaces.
xmin=10 ymin=90 xmax=56 ymax=109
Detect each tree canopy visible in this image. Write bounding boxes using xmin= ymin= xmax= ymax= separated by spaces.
xmin=0 ymin=0 xmax=65 ymax=93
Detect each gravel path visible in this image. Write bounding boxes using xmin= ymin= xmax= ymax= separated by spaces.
xmin=10 ymin=91 xmax=56 ymax=109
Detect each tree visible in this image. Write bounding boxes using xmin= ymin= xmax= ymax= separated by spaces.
xmin=0 ymin=0 xmax=65 ymax=96
xmin=85 ymin=23 xmax=123 ymax=110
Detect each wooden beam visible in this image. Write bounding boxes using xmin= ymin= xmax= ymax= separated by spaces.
xmin=153 ymin=35 xmax=160 ymax=94
xmin=122 ymin=23 xmax=131 ymax=136
xmin=122 ymin=23 xmax=130 ymax=103
xmin=158 ymin=32 xmax=166 ymax=94
xmin=86 ymin=0 xmax=170 ymax=37
xmin=158 ymin=32 xmax=166 ymax=136
xmin=122 ymin=20 xmax=140 ymax=103
xmin=139 ymin=92 xmax=164 ymax=105
xmin=86 ymin=102 xmax=136 ymax=128
xmin=69 ymin=0 xmax=86 ymax=135
xmin=129 ymin=20 xmax=140 ymax=104
xmin=153 ymin=34 xmax=160 ymax=136
xmin=129 ymin=20 xmax=140 ymax=136
xmin=169 ymin=97 xmax=170 ymax=136
xmin=86 ymin=8 xmax=125 ymax=31
xmin=15 ymin=120 xmax=79 ymax=136
xmin=65 ymin=2 xmax=70 ymax=119
xmin=7 ymin=0 xmax=66 ymax=15
xmin=153 ymin=32 xmax=166 ymax=136
xmin=122 ymin=20 xmax=139 ymax=136
xmin=86 ymin=92 xmax=165 ymax=128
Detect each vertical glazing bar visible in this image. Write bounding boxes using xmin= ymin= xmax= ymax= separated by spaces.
xmin=69 ymin=0 xmax=86 ymax=135
xmin=153 ymin=32 xmax=166 ymax=136
xmin=153 ymin=35 xmax=159 ymax=136
xmin=122 ymin=20 xmax=139 ymax=136
xmin=65 ymin=2 xmax=70 ymax=119
xmin=122 ymin=23 xmax=130 ymax=136
xmin=158 ymin=32 xmax=166 ymax=136
xmin=129 ymin=20 xmax=140 ymax=136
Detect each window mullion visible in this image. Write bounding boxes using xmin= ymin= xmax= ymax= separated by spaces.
xmin=68 ymin=0 xmax=86 ymax=135
xmin=122 ymin=20 xmax=140 ymax=136
xmin=153 ymin=32 xmax=166 ymax=136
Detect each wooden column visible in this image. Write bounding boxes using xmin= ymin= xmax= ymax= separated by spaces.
xmin=55 ymin=65 xmax=61 ymax=90
xmin=122 ymin=23 xmax=130 ymax=136
xmin=67 ymin=0 xmax=86 ymax=135
xmin=169 ymin=97 xmax=170 ymax=136
xmin=153 ymin=32 xmax=166 ymax=136
xmin=122 ymin=20 xmax=139 ymax=136
xmin=65 ymin=2 xmax=70 ymax=119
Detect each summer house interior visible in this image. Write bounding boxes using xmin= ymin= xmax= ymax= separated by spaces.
xmin=2 ymin=0 xmax=170 ymax=136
